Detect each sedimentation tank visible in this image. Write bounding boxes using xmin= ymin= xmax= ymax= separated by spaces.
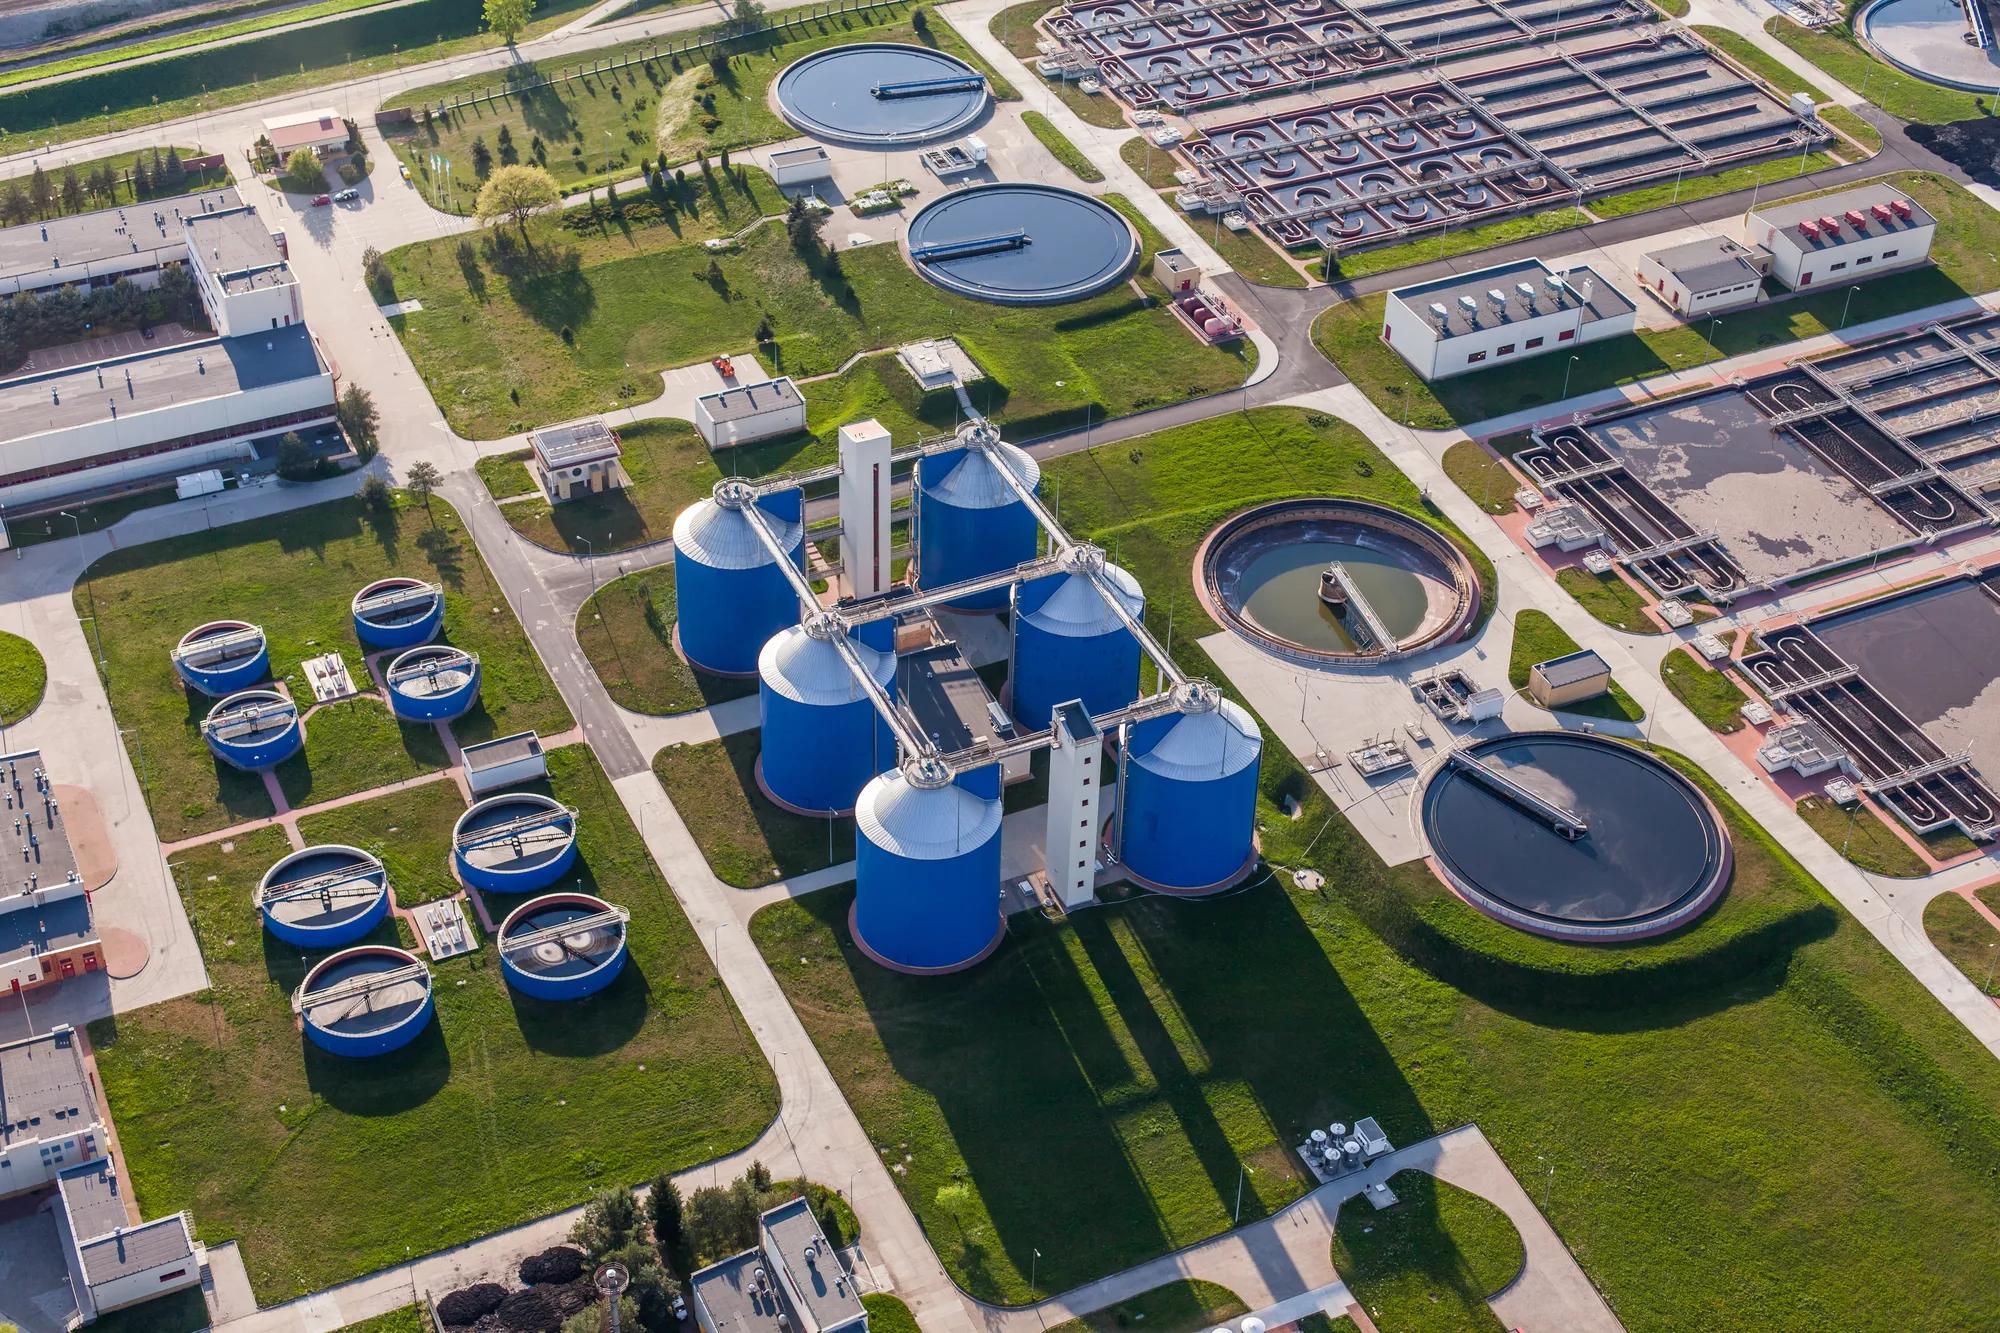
xmin=201 ymin=688 xmax=304 ymax=770
xmin=497 ymin=892 xmax=631 ymax=1000
xmin=384 ymin=644 xmax=482 ymax=722
xmin=1011 ymin=544 xmax=1144 ymax=729
xmin=352 ymin=578 xmax=444 ymax=650
xmin=294 ymin=944 xmax=435 ymax=1057
xmin=1119 ymin=682 xmax=1263 ymax=893
xmin=452 ymin=792 xmax=579 ymax=894
xmin=172 ymin=620 xmax=269 ymax=696
xmin=758 ymin=612 xmax=898 ymax=816
xmin=915 ymin=435 xmax=1041 ymax=612
xmin=256 ymin=844 xmax=391 ymax=949
xmin=673 ymin=479 xmax=806 ymax=676
xmin=851 ymin=760 xmax=1004 ymax=972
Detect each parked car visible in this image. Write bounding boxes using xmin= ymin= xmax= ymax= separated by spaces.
xmin=399 ymin=163 xmax=412 ymax=182
xmin=334 ymin=188 xmax=359 ymax=202
xmin=311 ymin=193 xmax=331 ymax=206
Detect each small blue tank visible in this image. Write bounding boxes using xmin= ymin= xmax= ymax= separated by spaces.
xmin=453 ymin=792 xmax=578 ymax=894
xmin=294 ymin=945 xmax=435 ymax=1058
xmin=673 ymin=479 xmax=807 ymax=677
xmin=852 ymin=760 xmax=1004 ymax=972
xmin=498 ymin=892 xmax=630 ymax=1000
xmin=257 ymin=844 xmax=391 ymax=948
xmin=202 ymin=688 xmax=304 ymax=770
xmin=758 ymin=613 xmax=898 ymax=816
xmin=171 ymin=620 xmax=269 ymax=696
xmin=1010 ymin=545 xmax=1144 ymax=730
xmin=384 ymin=644 xmax=481 ymax=722
xmin=916 ymin=427 xmax=1041 ymax=612
xmin=352 ymin=578 xmax=444 ymax=650
xmin=1119 ymin=681 xmax=1263 ymax=894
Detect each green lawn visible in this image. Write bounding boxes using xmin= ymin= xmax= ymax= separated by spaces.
xmin=73 ymin=492 xmax=571 ymax=842
xmin=477 ymin=448 xmax=541 ymax=500
xmin=79 ymin=1288 xmax=211 ymax=1333
xmin=1590 ymin=148 xmax=1843 ymax=219
xmin=1506 ymin=610 xmax=1644 ymax=723
xmin=1694 ymin=26 xmax=1827 ymax=101
xmin=1120 ymin=135 xmax=1181 ymax=189
xmin=387 ymin=181 xmax=1246 ymax=440
xmin=338 ymin=1306 xmax=429 ymax=1333
xmin=0 ymin=629 xmax=46 ymax=724
xmin=0 ymin=1 xmax=395 ymax=91
xmin=862 ymin=1294 xmax=920 ymax=1333
xmin=386 ymin=3 xmax=1012 ymax=209
xmin=994 ymin=0 xmax=1129 ymax=128
xmin=1439 ymin=441 xmax=1517 ymax=515
xmin=1331 ymin=1171 xmax=1522 ymax=1332
xmin=1317 ymin=173 xmax=1998 ymax=429
xmin=1659 ymin=647 xmax=1746 ymax=733
xmin=1556 ymin=567 xmax=1659 ymax=635
xmin=95 ymin=745 xmax=776 ymax=1304
xmin=296 ymin=777 xmax=470 ymax=905
xmin=576 ymin=566 xmax=757 ymax=715
xmin=1326 ymin=206 xmax=1591 ymax=283
xmin=1023 ymin=110 xmax=1106 ymax=183
xmin=491 ymin=420 xmax=720 ymax=554
xmin=1820 ymin=104 xmax=1883 ymax=155
xmin=1769 ymin=13 xmax=1987 ymax=124
xmin=1047 ymin=1281 xmax=1249 ymax=1333
xmin=1923 ymin=893 xmax=2000 ymax=996
xmin=0 ymin=147 xmax=228 ymax=216
xmin=653 ymin=731 xmax=855 ymax=887
xmin=1796 ymin=795 xmax=1930 ymax=879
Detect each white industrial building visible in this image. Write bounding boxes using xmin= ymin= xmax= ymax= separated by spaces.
xmin=183 ymin=204 xmax=300 ymax=337
xmin=690 ymin=1196 xmax=867 ymax=1333
xmin=527 ymin=417 xmax=626 ymax=502
xmin=1380 ymin=258 xmax=1636 ymax=381
xmin=56 ymin=1159 xmax=203 ymax=1321
xmin=695 ymin=376 xmax=806 ymax=448
xmin=0 ymin=1026 xmax=104 ymax=1198
xmin=1747 ymin=185 xmax=1935 ymax=291
xmin=1635 ymin=236 xmax=1770 ymax=317
xmin=0 ymin=187 xmax=240 ymax=298
xmin=768 ymin=146 xmax=832 ymax=186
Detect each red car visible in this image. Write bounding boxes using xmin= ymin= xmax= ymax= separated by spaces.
xmin=311 ymin=193 xmax=331 ymax=206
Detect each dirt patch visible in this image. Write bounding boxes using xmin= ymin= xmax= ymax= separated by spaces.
xmin=655 ymin=65 xmax=719 ymax=164
xmin=1907 ymin=120 xmax=2000 ymax=187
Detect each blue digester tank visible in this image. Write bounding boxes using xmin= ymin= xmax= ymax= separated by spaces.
xmin=1119 ymin=681 xmax=1263 ymax=893
xmin=758 ymin=612 xmax=899 ymax=816
xmin=672 ymin=479 xmax=806 ymax=677
xmin=851 ymin=759 xmax=1004 ymax=972
xmin=915 ymin=429 xmax=1041 ymax=612
xmin=1010 ymin=544 xmax=1145 ymax=730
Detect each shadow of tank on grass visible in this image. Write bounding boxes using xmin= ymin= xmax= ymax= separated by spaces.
xmin=505 ymin=958 xmax=653 ymax=1059
xmin=301 ymin=1019 xmax=453 ymax=1117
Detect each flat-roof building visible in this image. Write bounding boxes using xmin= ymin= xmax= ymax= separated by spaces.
xmin=528 ymin=417 xmax=626 ymax=502
xmin=0 ymin=188 xmax=238 ymax=298
xmin=463 ymin=731 xmax=549 ymax=795
xmin=1635 ymin=236 xmax=1770 ymax=317
xmin=1748 ymin=185 xmax=1935 ymax=290
xmin=183 ymin=204 xmax=299 ymax=337
xmin=1528 ymin=648 xmax=1613 ymax=708
xmin=689 ymin=1196 xmax=868 ymax=1333
xmin=1381 ymin=258 xmax=1636 ymax=381
xmin=0 ymin=1025 xmax=105 ymax=1199
xmin=695 ymin=376 xmax=806 ymax=449
xmin=0 ymin=748 xmax=102 ymax=993
xmin=55 ymin=1159 xmax=202 ymax=1322
xmin=769 ymin=146 xmax=833 ymax=186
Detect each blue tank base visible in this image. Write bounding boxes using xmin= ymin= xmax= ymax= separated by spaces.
xmin=849 ymin=900 xmax=1005 ymax=975
xmin=1121 ymin=837 xmax=1263 ymax=899
xmin=754 ymin=754 xmax=862 ymax=820
xmin=671 ymin=623 xmax=762 ymax=680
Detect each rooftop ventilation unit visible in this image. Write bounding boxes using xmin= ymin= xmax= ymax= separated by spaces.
xmin=1871 ymin=202 xmax=1893 ymax=222
xmin=1798 ymin=220 xmax=1820 ymax=239
xmin=1457 ymin=294 xmax=1479 ymax=314
xmin=1891 ymin=198 xmax=1915 ymax=218
xmin=1819 ymin=214 xmax=1842 ymax=233
xmin=1486 ymin=288 xmax=1507 ymax=310
xmin=1844 ymin=209 xmax=1867 ymax=228
xmin=1428 ymin=301 xmax=1450 ymax=326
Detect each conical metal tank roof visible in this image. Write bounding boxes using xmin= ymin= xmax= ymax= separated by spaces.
xmin=856 ymin=761 xmax=1003 ymax=861
xmin=1135 ymin=682 xmax=1262 ymax=780
xmin=923 ymin=438 xmax=1041 ymax=510
xmin=759 ymin=613 xmax=895 ymax=705
xmin=1021 ymin=545 xmax=1143 ymax=638
xmin=672 ymin=479 xmax=804 ymax=569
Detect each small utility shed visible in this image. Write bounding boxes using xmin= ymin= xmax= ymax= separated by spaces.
xmin=695 ymin=377 xmax=806 ymax=448
xmin=1635 ymin=236 xmax=1769 ymax=317
xmin=463 ymin=731 xmax=548 ymax=795
xmin=1528 ymin=648 xmax=1612 ymax=708
xmin=528 ymin=417 xmax=625 ymax=502
xmin=769 ymin=146 xmax=833 ymax=186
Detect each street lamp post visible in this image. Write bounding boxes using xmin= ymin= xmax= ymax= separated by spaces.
xmin=1841 ymin=284 xmax=1861 ymax=329
xmin=1561 ymin=353 xmax=1580 ymax=402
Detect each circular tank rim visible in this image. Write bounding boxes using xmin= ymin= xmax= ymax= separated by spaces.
xmin=256 ymin=843 xmax=389 ymax=927
xmin=1193 ymin=497 xmax=1480 ymax=668
xmin=901 ymin=184 xmax=1140 ymax=305
xmin=205 ymin=688 xmax=301 ymax=745
xmin=773 ymin=42 xmax=990 ymax=146
xmin=497 ymin=890 xmax=628 ymax=985
xmin=296 ymin=944 xmax=433 ymax=1038
xmin=177 ymin=618 xmax=266 ymax=654
xmin=384 ymin=644 xmax=481 ymax=698
xmin=351 ymin=577 xmax=441 ymax=628
xmin=453 ymin=792 xmax=577 ymax=872
xmin=1856 ymin=0 xmax=2000 ymax=93
xmin=1416 ymin=732 xmax=1733 ymax=943
xmin=848 ymin=898 xmax=1005 ymax=975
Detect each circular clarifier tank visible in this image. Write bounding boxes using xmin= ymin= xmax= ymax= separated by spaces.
xmin=172 ymin=620 xmax=269 ymax=696
xmin=453 ymin=792 xmax=579 ymax=894
xmin=294 ymin=944 xmax=435 ymax=1057
xmin=1860 ymin=0 xmax=2000 ymax=93
xmin=384 ymin=644 xmax=482 ymax=722
xmin=352 ymin=577 xmax=444 ymax=650
xmin=497 ymin=892 xmax=631 ymax=1000
xmin=257 ymin=844 xmax=391 ymax=949
xmin=1419 ymin=732 xmax=1732 ymax=942
xmin=775 ymin=43 xmax=989 ymax=145
xmin=201 ymin=688 xmax=304 ymax=770
xmin=905 ymin=184 xmax=1138 ymax=304
xmin=1197 ymin=498 xmax=1478 ymax=664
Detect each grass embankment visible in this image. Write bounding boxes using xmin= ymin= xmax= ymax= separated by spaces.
xmin=1821 ymin=104 xmax=1883 ymax=154
xmin=1924 ymin=893 xmax=2000 ymax=995
xmin=0 ymin=0 xmax=398 ymax=92
xmin=490 ymin=420 xmax=719 ymax=553
xmin=0 ymin=629 xmax=46 ymax=724
xmin=1440 ymin=441 xmax=1516 ymax=515
xmin=1116 ymin=139 xmax=1309 ymax=288
xmin=1591 ymin=146 xmax=1844 ymax=219
xmin=862 ymin=1294 xmax=920 ymax=1333
xmin=387 ymin=3 xmax=1011 ymax=209
xmin=1769 ymin=12 xmax=1987 ymax=125
xmin=1795 ymin=795 xmax=1930 ymax=878
xmin=654 ymin=731 xmax=857 ymax=886
xmin=0 ymin=0 xmax=600 ymax=159
xmin=748 ymin=399 xmax=2000 ymax=1325
xmin=1326 ymin=206 xmax=1591 ymax=283
xmin=1659 ymin=647 xmax=1745 ymax=731
xmin=1331 ymin=1171 xmax=1523 ymax=1332
xmin=94 ymin=745 xmax=777 ymax=1304
xmin=994 ymin=0 xmax=1127 ymax=128
xmin=578 ymin=567 xmax=756 ymax=716
xmin=1506 ymin=610 xmax=1644 ymax=723
xmin=1649 ymin=0 xmax=1689 ymax=15
xmin=0 ymin=147 xmax=228 ymax=217
xmin=1696 ymin=26 xmax=1827 ymax=101
xmin=1047 ymin=1282 xmax=1249 ymax=1333
xmin=1022 ymin=110 xmax=1105 ymax=183
xmin=1315 ymin=172 xmax=1998 ymax=429
xmin=74 ymin=493 xmax=571 ymax=841
xmin=295 ymin=777 xmax=470 ymax=905
xmin=1555 ymin=567 xmax=1657 ymax=634
xmin=387 ymin=177 xmax=1247 ymax=440
xmin=1120 ymin=136 xmax=1180 ymax=189
xmin=337 ymin=1306 xmax=429 ymax=1333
